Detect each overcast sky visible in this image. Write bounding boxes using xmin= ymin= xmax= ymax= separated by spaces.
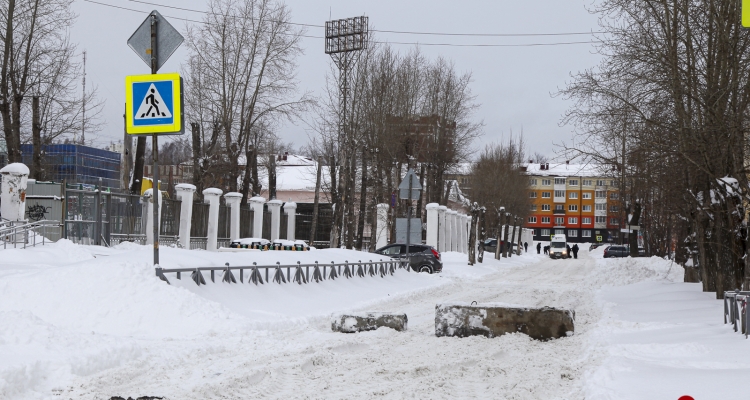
xmin=70 ymin=0 xmax=602 ymax=159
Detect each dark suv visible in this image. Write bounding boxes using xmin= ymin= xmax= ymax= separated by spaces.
xmin=374 ymin=244 xmax=443 ymax=273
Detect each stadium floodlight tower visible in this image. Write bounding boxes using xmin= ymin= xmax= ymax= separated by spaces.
xmin=324 ymin=16 xmax=368 ymax=247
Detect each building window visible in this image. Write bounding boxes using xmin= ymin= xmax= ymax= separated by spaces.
xmin=554 ymin=190 xmax=565 ymax=198
xmin=569 ymin=192 xmax=578 ymax=199
xmin=610 ymin=205 xmax=619 ymax=212
xmin=568 ymin=217 xmax=578 ymax=224
xmin=528 ymin=217 xmax=537 ymax=223
xmin=582 ymin=205 xmax=592 ymax=212
xmin=596 ymin=203 xmax=606 ymax=211
xmin=542 ymin=204 xmax=551 ymax=211
xmin=530 ymin=204 xmax=537 ymax=211
xmin=542 ymin=192 xmax=551 ymax=198
xmin=529 ymin=178 xmax=538 ymax=186
xmin=542 ymin=217 xmax=551 ymax=224
xmin=568 ymin=179 xmax=579 ymax=186
xmin=529 ymin=192 xmax=537 ymax=198
xmin=595 ymin=216 xmax=607 ymax=223
xmin=582 ymin=217 xmax=592 ymax=224
xmin=555 ymin=217 xmax=564 ymax=225
xmin=610 ymin=192 xmax=619 ymax=200
xmin=569 ymin=204 xmax=578 ymax=212
xmin=610 ymin=218 xmax=620 ymax=225
xmin=555 ymin=204 xmax=564 ymax=211
xmin=582 ymin=230 xmax=592 ymax=237
xmin=583 ymin=179 xmax=592 ymax=186
xmin=568 ymin=230 xmax=578 ymax=237
xmin=554 ymin=178 xmax=566 ymax=185
xmin=595 ymin=190 xmax=606 ymax=198
xmin=542 ymin=179 xmax=551 ymax=186
xmin=582 ymin=192 xmax=591 ymax=199
xmin=597 ymin=179 xmax=606 ymax=186
xmin=610 ymin=180 xmax=615 ymax=186
xmin=555 ymin=229 xmax=565 ymax=235
xmin=541 ymin=229 xmax=550 ymax=236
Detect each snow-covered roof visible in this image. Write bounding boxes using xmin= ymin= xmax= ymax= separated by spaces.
xmin=524 ymin=163 xmax=611 ymax=178
xmin=0 ymin=162 xmax=30 ymax=175
xmin=275 ymin=164 xmax=331 ymax=192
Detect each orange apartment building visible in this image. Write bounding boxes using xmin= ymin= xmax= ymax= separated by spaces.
xmin=524 ymin=162 xmax=623 ymax=243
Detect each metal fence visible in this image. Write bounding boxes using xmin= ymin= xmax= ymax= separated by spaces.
xmin=724 ymin=290 xmax=750 ymax=338
xmin=109 ymin=193 xmax=146 ymax=245
xmin=240 ymin=207 xmax=253 ymax=238
xmin=190 ymin=202 xmax=209 ymax=249
xmin=156 ymin=258 xmax=411 ymax=286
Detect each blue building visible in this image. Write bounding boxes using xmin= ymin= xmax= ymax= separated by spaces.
xmin=21 ymin=144 xmax=121 ymax=189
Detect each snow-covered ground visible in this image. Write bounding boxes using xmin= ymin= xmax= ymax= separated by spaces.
xmin=0 ymin=241 xmax=747 ymax=399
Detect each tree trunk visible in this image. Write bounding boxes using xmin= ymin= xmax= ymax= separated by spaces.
xmin=130 ymin=137 xmax=146 ymax=195
xmin=310 ymin=155 xmax=323 ymax=245
xmin=268 ymin=155 xmax=276 ymax=200
xmin=477 ymin=207 xmax=486 ymax=263
xmin=355 ymin=147 xmax=367 ymax=250
xmin=629 ymin=202 xmax=642 ymax=257
xmin=468 ymin=205 xmax=478 ymax=265
xmin=192 ymin=123 xmax=203 ymax=198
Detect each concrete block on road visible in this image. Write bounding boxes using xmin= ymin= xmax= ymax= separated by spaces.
xmin=331 ymin=312 xmax=408 ymax=333
xmin=435 ymin=303 xmax=574 ymax=341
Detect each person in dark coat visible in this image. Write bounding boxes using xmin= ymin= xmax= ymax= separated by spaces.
xmin=524 ymin=242 xmax=528 ymax=253
xmin=544 ymin=245 xmax=550 ymax=255
xmin=536 ymin=242 xmax=541 ymax=254
xmin=572 ymin=244 xmax=579 ymax=259
xmin=566 ymin=244 xmax=571 ymax=258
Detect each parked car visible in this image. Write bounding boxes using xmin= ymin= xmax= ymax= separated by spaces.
xmin=603 ymin=245 xmax=645 ymax=258
xmin=228 ymin=237 xmax=271 ymax=250
xmin=589 ymin=243 xmax=603 ymax=251
xmin=374 ymin=243 xmax=442 ymax=273
xmin=481 ymin=238 xmax=517 ymax=254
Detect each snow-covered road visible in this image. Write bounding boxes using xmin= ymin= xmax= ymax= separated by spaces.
xmin=64 ymin=251 xmax=600 ymax=399
xmin=7 ymin=240 xmax=747 ymax=400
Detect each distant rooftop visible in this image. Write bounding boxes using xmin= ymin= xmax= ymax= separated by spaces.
xmin=524 ymin=163 xmax=612 ymax=178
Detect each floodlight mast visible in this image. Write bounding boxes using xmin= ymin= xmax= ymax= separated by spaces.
xmin=324 ymin=16 xmax=368 ymax=248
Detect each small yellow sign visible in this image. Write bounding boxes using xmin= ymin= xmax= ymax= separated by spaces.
xmin=125 ymin=73 xmax=183 ymax=135
xmin=744 ymin=0 xmax=750 ymax=28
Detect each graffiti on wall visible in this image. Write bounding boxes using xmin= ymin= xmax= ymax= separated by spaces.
xmin=27 ymin=203 xmax=51 ymax=221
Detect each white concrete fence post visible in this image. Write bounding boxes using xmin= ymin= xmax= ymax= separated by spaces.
xmin=376 ymin=203 xmax=389 ymax=249
xmin=175 ymin=183 xmax=196 ymax=249
xmin=268 ymin=199 xmax=283 ymax=241
xmin=203 ymin=188 xmax=222 ymax=251
xmin=426 ymin=203 xmax=439 ymax=249
xmin=249 ymin=196 xmax=265 ymax=238
xmin=447 ymin=210 xmax=456 ymax=252
xmin=284 ymin=201 xmax=297 ymax=240
xmin=437 ymin=205 xmax=447 ymax=252
xmin=0 ymin=163 xmax=29 ymax=222
xmin=144 ymin=188 xmax=162 ymax=246
xmin=224 ymin=192 xmax=242 ymax=241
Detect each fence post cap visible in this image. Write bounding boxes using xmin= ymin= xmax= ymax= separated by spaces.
xmin=175 ymin=183 xmax=197 ymax=191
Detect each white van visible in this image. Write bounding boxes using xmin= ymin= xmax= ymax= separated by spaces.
xmin=549 ymin=234 xmax=569 ymax=259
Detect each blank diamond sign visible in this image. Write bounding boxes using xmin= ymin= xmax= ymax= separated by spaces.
xmin=127 ymin=10 xmax=184 ymax=72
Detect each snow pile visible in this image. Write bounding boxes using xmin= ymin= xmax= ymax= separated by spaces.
xmin=591 ymin=255 xmax=684 ymax=287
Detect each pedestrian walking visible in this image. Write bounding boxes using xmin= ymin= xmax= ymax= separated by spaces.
xmin=524 ymin=242 xmax=528 ymax=253
xmin=566 ymin=244 xmax=571 ymax=258
xmin=572 ymin=244 xmax=579 ymax=259
xmin=536 ymin=242 xmax=541 ymax=254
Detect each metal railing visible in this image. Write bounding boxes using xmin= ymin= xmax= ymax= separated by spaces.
xmin=155 ymin=259 xmax=411 ymax=286
xmin=724 ymin=290 xmax=750 ymax=338
xmin=1 ymin=220 xmax=61 ymax=249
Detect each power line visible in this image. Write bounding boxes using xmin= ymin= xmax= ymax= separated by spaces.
xmin=83 ymin=0 xmax=601 ymax=47
xmin=127 ymin=0 xmax=603 ymax=37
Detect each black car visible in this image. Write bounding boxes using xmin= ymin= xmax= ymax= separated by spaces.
xmin=481 ymin=238 xmax=517 ymax=254
xmin=374 ymin=244 xmax=443 ymax=273
xmin=603 ymin=245 xmax=646 ymax=258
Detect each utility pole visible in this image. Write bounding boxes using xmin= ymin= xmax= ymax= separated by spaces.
xmin=31 ymin=96 xmax=41 ymax=180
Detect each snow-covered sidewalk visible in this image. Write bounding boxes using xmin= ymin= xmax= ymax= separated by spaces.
xmin=0 ymin=241 xmax=745 ymax=399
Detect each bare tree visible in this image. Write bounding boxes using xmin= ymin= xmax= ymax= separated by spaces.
xmin=182 ymin=0 xmax=311 ymax=203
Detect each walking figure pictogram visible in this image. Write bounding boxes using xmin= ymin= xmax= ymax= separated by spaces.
xmin=141 ymin=88 xmax=166 ymax=118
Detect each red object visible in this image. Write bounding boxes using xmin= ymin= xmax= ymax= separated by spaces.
xmin=678 ymin=396 xmax=694 ymax=400
xmin=431 ymin=248 xmax=440 ymax=260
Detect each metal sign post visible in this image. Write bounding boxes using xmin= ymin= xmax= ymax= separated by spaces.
xmin=126 ymin=10 xmax=184 ymax=268
xmin=398 ymin=168 xmax=422 ymax=268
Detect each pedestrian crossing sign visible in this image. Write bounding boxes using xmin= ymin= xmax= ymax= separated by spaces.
xmin=125 ymin=73 xmax=183 ymax=135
